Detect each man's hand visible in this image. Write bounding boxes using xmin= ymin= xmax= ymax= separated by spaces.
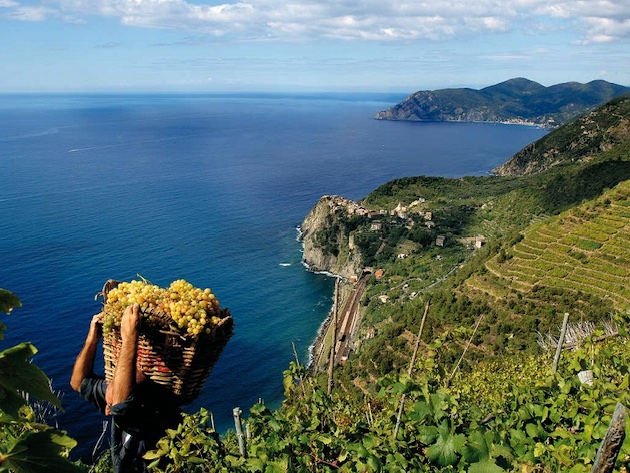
xmin=120 ymin=303 xmax=140 ymax=342
xmin=70 ymin=313 xmax=104 ymax=393
xmin=87 ymin=313 xmax=103 ymax=341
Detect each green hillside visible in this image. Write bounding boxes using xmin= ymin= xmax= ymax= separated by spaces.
xmin=494 ymin=95 xmax=630 ymax=175
xmin=337 ymin=177 xmax=630 ymax=383
xmin=476 ymin=182 xmax=630 ymax=310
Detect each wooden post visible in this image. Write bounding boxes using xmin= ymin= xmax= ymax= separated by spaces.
xmin=552 ymin=313 xmax=570 ymax=373
xmin=591 ymin=403 xmax=626 ymax=473
xmin=327 ymin=278 xmax=339 ymax=396
xmin=445 ymin=313 xmax=484 ymax=387
xmin=407 ymin=300 xmax=430 ymax=377
xmin=292 ymin=341 xmax=307 ymax=397
xmin=394 ymin=300 xmax=430 ymax=439
xmin=233 ymin=407 xmax=247 ymax=457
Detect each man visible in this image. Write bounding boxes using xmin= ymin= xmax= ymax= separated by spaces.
xmin=71 ymin=303 xmax=182 ymax=473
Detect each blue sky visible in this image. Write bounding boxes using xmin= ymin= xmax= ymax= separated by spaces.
xmin=1 ymin=0 xmax=629 ymax=93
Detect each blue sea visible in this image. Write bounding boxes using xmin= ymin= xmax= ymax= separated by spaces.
xmin=0 ymin=93 xmax=546 ymax=460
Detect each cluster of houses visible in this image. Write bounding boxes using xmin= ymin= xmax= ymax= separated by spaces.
xmin=328 ymin=195 xmax=485 ymax=255
xmin=351 ymin=199 xmax=437 ymax=233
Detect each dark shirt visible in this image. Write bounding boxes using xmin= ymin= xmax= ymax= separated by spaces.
xmin=79 ymin=375 xmax=182 ymax=473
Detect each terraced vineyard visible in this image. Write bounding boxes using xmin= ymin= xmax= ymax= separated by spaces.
xmin=478 ymin=180 xmax=630 ymax=311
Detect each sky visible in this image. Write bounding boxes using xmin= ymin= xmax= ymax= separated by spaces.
xmin=1 ymin=0 xmax=629 ymax=93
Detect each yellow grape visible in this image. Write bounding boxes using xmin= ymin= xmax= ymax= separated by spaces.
xmin=101 ymin=278 xmax=228 ymax=337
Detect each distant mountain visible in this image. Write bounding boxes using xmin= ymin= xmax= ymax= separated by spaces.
xmin=374 ymin=78 xmax=629 ymax=128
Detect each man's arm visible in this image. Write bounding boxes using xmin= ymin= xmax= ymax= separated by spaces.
xmin=110 ymin=303 xmax=140 ymax=406
xmin=70 ymin=313 xmax=103 ymax=392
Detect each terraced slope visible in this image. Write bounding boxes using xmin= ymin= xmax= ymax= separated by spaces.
xmin=469 ymin=180 xmax=630 ymax=312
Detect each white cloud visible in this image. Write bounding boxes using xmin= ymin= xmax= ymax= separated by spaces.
xmin=577 ymin=17 xmax=630 ymax=43
xmin=5 ymin=5 xmax=55 ymax=21
xmin=521 ymin=0 xmax=630 ymax=42
xmin=4 ymin=0 xmax=629 ymax=43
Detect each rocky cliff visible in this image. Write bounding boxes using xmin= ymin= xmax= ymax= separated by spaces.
xmin=300 ymin=195 xmax=365 ymax=280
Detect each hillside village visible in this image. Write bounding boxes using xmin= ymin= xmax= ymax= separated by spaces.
xmin=320 ymin=194 xmax=485 ymax=268
xmin=307 ymin=192 xmax=493 ymax=372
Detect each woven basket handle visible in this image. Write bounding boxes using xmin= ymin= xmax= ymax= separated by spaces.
xmin=94 ymin=279 xmax=122 ymax=302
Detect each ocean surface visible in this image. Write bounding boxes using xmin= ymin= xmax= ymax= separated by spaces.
xmin=0 ymin=93 xmax=547 ymax=460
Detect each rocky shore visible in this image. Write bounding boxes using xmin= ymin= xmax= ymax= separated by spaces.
xmin=299 ymin=195 xmax=364 ymax=281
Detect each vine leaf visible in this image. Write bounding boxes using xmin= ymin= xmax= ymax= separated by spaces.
xmin=0 ymin=342 xmax=61 ymax=420
xmin=409 ymin=400 xmax=432 ymax=422
xmin=0 ymin=289 xmax=21 ymax=315
xmin=0 ymin=289 xmax=21 ymax=341
xmin=462 ymin=430 xmax=490 ymax=463
xmin=427 ymin=429 xmax=465 ymax=466
xmin=468 ymin=459 xmax=505 ymax=473
xmin=416 ymin=425 xmax=439 ymax=445
xmin=0 ymin=430 xmax=84 ymax=473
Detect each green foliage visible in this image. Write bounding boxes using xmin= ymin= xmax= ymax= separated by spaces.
xmin=143 ymin=330 xmax=630 ymax=472
xmin=315 ymin=218 xmax=341 ymax=257
xmin=0 ymin=430 xmax=82 ymax=473
xmin=0 ymin=289 xmax=22 ymax=343
xmin=0 ymin=343 xmax=61 ymax=420
xmin=0 ymin=289 xmax=84 ymax=473
xmin=144 ymin=408 xmax=239 ymax=472
xmin=0 ymin=289 xmax=22 ymax=318
xmin=496 ymin=95 xmax=630 ymax=176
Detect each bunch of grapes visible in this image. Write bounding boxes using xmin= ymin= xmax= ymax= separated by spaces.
xmin=102 ymin=279 xmax=227 ymax=337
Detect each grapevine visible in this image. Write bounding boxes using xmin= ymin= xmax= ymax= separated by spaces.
xmin=101 ymin=278 xmax=228 ymax=337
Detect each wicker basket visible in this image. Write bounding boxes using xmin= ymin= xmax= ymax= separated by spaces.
xmin=98 ymin=280 xmax=233 ymax=405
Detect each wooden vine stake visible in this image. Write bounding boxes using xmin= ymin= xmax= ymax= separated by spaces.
xmin=292 ymin=341 xmax=307 ymax=398
xmin=445 ymin=313 xmax=484 ymax=387
xmin=394 ymin=300 xmax=430 ymax=439
xmin=552 ymin=312 xmax=570 ymax=373
xmin=591 ymin=403 xmax=626 ymax=473
xmin=233 ymin=407 xmax=247 ymax=458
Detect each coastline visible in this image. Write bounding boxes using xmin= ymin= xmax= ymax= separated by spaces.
xmin=297 ymin=224 xmax=343 ymax=369
xmin=374 ymin=116 xmax=552 ymax=129
xmin=307 ymin=305 xmax=334 ymax=369
xmin=301 ymin=260 xmax=343 ymax=369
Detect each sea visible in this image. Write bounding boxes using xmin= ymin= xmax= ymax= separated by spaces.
xmin=0 ymin=93 xmax=547 ymax=460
